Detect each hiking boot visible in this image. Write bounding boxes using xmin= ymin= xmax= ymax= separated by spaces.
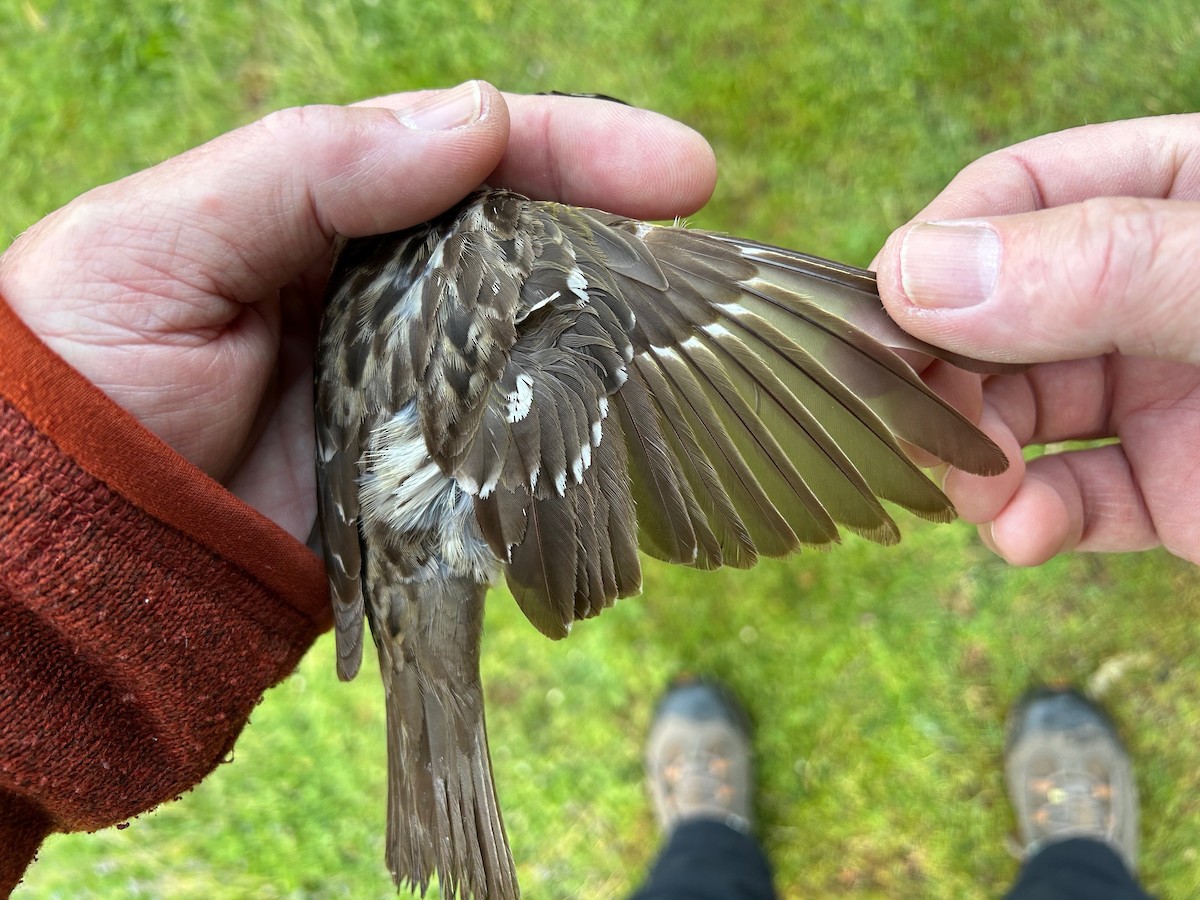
xmin=644 ymin=676 xmax=753 ymax=834
xmin=1005 ymin=688 xmax=1138 ymax=871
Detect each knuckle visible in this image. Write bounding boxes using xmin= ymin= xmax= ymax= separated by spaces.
xmin=247 ymin=105 xmax=351 ymax=166
xmin=1066 ymin=196 xmax=1163 ymax=319
xmin=1061 ymin=196 xmax=1195 ymax=359
xmin=253 ymin=104 xmax=324 ymax=140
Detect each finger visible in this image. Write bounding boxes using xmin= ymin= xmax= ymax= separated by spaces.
xmin=220 ymin=81 xmax=511 ymax=240
xmin=155 ymin=81 xmax=513 ymax=295
xmin=355 ymin=89 xmax=717 ymax=219
xmin=867 ymin=114 xmax=1200 ymax=275
xmin=950 ymin=362 xmax=1200 ymax=565
xmin=910 ymin=114 xmax=1200 ymax=223
xmin=983 ymin=467 xmax=1077 ymax=567
xmin=986 ymin=444 xmax=1160 ymax=565
xmin=876 ymin=197 xmax=1200 ymax=366
xmin=1 ymin=81 xmax=514 ymax=322
xmin=942 ymin=405 xmax=1026 ymax=524
xmin=982 ymin=359 xmax=1116 ymax=446
xmin=491 ymin=93 xmax=716 ymax=218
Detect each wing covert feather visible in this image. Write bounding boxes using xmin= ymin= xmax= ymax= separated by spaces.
xmin=397 ymin=191 xmax=1009 ymax=639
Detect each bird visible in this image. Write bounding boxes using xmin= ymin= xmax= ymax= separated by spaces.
xmin=313 ymin=186 xmax=1011 ymax=899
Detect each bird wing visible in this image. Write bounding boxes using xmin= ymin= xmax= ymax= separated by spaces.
xmin=417 ymin=191 xmax=1009 ymax=640
xmin=314 ymin=288 xmax=368 ymax=680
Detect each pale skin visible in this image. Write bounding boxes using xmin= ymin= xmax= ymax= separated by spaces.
xmin=0 ymin=82 xmax=718 ymax=542
xmin=874 ymin=114 xmax=1200 ymax=568
xmin=1 ymin=86 xmax=1196 ymax=568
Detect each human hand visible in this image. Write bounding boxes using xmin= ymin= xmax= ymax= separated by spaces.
xmin=0 ymin=82 xmax=717 ymax=542
xmin=874 ymin=115 xmax=1200 ymax=566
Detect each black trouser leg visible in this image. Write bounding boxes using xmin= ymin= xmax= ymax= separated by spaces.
xmin=1004 ymin=837 xmax=1154 ymax=900
xmin=629 ymin=820 xmax=776 ymax=900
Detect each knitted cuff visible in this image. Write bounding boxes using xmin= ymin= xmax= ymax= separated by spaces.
xmin=0 ymin=298 xmax=331 ymax=894
xmin=0 ymin=793 xmax=49 ymax=897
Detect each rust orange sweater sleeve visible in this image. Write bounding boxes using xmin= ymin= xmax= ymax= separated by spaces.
xmin=0 ymin=298 xmax=332 ymax=896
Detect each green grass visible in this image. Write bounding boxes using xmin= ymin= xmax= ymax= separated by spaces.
xmin=6 ymin=0 xmax=1200 ymax=897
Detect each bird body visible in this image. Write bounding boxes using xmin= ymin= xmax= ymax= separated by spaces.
xmin=314 ymin=188 xmax=1010 ymax=898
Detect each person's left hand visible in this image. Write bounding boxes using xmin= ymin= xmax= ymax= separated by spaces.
xmin=0 ymin=82 xmax=717 ymax=541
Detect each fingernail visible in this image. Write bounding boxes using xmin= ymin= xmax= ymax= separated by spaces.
xmin=396 ymin=81 xmax=483 ymax=131
xmin=900 ymin=221 xmax=1001 ymax=308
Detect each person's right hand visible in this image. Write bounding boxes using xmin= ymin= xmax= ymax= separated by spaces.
xmin=873 ymin=115 xmax=1200 ymax=567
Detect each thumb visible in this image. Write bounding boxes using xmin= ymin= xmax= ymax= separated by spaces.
xmin=0 ymin=80 xmax=511 ymax=327
xmin=875 ymin=197 xmax=1200 ymax=366
xmin=127 ymin=79 xmax=512 ymax=301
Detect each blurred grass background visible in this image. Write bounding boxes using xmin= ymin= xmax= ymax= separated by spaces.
xmin=5 ymin=0 xmax=1200 ymax=896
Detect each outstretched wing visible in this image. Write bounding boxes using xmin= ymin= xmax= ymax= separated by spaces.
xmin=416 ymin=190 xmax=1009 ymax=639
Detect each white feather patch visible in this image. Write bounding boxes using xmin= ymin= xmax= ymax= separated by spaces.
xmin=480 ymin=471 xmax=500 ymax=499
xmin=714 ymin=301 xmax=753 ymax=318
xmin=567 ymin=267 xmax=589 ymax=304
xmin=700 ymin=323 xmax=736 ymax=341
xmin=651 ymin=344 xmax=683 ymax=361
xmin=516 ymin=291 xmax=559 ymax=322
xmin=505 ymin=373 xmax=535 ymax=423
xmin=359 ymin=408 xmax=447 ymax=534
xmin=591 ymin=396 xmax=609 ymax=447
xmin=359 ymin=403 xmax=499 ymax=583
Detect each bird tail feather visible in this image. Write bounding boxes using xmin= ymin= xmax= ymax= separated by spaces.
xmin=379 ymin=606 xmax=517 ymax=898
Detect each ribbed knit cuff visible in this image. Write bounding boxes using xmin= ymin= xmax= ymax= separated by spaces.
xmin=0 ymin=296 xmax=331 ymax=891
xmin=0 ymin=791 xmax=50 ymax=897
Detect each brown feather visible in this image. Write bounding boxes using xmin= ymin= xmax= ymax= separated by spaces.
xmin=612 ymin=374 xmax=699 ymax=564
xmin=632 ymin=356 xmax=740 ymax=568
xmin=506 ymin=493 xmax=579 ymax=638
xmin=315 ymin=187 xmax=1017 ymax=900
